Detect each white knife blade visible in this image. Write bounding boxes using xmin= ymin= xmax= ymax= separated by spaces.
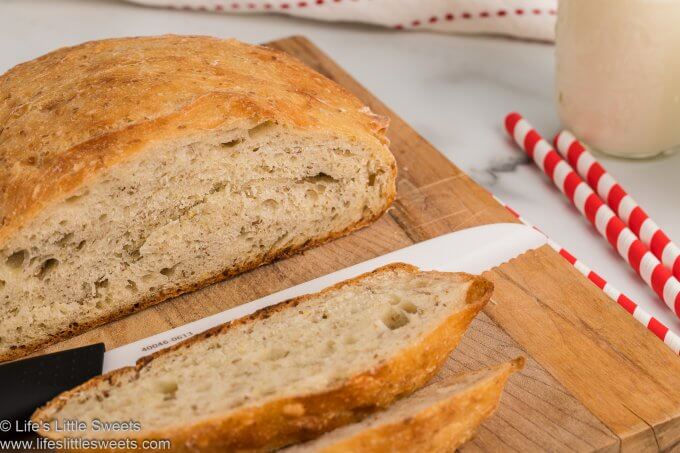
xmin=103 ymin=223 xmax=546 ymax=373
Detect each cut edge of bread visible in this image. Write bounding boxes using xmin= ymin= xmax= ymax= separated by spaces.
xmin=285 ymin=357 xmax=524 ymax=453
xmin=0 ymin=194 xmax=394 ymax=363
xmin=32 ymin=263 xmax=492 ymax=452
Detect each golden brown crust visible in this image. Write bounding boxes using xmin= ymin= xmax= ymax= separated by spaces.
xmin=32 ymin=264 xmax=492 ymax=452
xmin=310 ymin=358 xmax=524 ymax=453
xmin=0 ymin=35 xmax=397 ymax=362
xmin=0 ymin=35 xmax=392 ymax=247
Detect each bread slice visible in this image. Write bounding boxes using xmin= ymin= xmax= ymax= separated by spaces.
xmin=0 ymin=35 xmax=396 ymax=361
xmin=32 ymin=263 xmax=492 ymax=452
xmin=284 ymin=359 xmax=523 ymax=453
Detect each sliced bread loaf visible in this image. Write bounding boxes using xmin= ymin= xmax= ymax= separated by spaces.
xmin=285 ymin=359 xmax=524 ymax=453
xmin=0 ymin=35 xmax=396 ymax=361
xmin=33 ymin=263 xmax=492 ymax=452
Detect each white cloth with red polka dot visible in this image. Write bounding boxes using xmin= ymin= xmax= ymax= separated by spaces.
xmin=124 ymin=0 xmax=558 ymax=42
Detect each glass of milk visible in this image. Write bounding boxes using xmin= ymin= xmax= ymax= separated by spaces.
xmin=556 ymin=0 xmax=680 ymax=158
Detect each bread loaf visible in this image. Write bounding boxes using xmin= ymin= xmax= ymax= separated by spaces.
xmin=33 ymin=264 xmax=492 ymax=452
xmin=285 ymin=359 xmax=523 ymax=453
xmin=0 ymin=35 xmax=396 ymax=361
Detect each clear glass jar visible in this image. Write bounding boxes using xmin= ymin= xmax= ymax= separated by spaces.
xmin=556 ymin=0 xmax=680 ymax=158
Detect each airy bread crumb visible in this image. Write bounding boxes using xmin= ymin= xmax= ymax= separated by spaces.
xmin=33 ymin=263 xmax=492 ymax=452
xmin=0 ymin=35 xmax=396 ymax=361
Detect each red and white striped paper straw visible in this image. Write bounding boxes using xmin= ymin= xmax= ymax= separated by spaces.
xmin=504 ymin=113 xmax=680 ymax=317
xmin=554 ymin=130 xmax=680 ymax=281
xmin=493 ymin=195 xmax=680 ymax=354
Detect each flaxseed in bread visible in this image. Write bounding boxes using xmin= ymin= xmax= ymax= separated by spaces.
xmin=0 ymin=35 xmax=396 ymax=361
xmin=33 ymin=264 xmax=492 ymax=452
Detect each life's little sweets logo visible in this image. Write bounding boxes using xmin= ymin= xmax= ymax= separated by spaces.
xmin=1 ymin=419 xmax=168 ymax=451
xmin=10 ymin=418 xmax=141 ymax=433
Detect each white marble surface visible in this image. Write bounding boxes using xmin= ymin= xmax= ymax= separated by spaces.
xmin=2 ymin=0 xmax=680 ymax=333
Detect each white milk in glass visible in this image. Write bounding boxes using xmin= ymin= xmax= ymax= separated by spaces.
xmin=556 ymin=0 xmax=680 ymax=158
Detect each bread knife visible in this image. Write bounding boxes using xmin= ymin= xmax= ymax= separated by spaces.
xmin=0 ymin=222 xmax=546 ymax=429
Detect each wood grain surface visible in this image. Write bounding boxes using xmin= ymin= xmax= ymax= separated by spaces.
xmin=44 ymin=36 xmax=680 ymax=452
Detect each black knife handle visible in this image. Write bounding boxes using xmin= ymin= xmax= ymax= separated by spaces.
xmin=0 ymin=343 xmax=105 ymax=435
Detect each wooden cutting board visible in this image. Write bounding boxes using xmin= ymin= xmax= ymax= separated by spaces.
xmin=46 ymin=36 xmax=680 ymax=452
